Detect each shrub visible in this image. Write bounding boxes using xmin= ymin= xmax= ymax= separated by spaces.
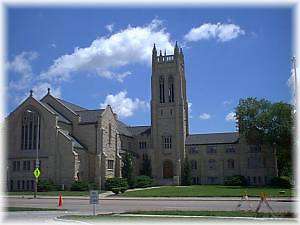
xmin=37 ymin=180 xmax=60 ymax=191
xmin=71 ymin=181 xmax=88 ymax=191
xmin=224 ymin=175 xmax=247 ymax=186
xmin=270 ymin=176 xmax=292 ymax=188
xmin=105 ymin=177 xmax=128 ymax=194
xmin=135 ymin=175 xmax=153 ymax=188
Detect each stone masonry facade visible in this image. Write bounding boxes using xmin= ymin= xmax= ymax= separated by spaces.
xmin=5 ymin=43 xmax=278 ymax=191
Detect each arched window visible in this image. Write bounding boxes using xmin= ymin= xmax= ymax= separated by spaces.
xmin=227 ymin=159 xmax=235 ymax=169
xmin=168 ymin=76 xmax=174 ymax=102
xmin=159 ymin=76 xmax=165 ymax=103
xmin=21 ymin=109 xmax=40 ymax=150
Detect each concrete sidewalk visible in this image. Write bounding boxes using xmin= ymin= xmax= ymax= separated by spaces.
xmin=3 ymin=194 xmax=296 ymax=202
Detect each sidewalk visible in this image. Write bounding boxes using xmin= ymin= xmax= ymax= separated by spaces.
xmin=4 ymin=193 xmax=296 ymax=202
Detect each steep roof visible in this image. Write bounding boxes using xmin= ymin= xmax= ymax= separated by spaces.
xmin=56 ymin=98 xmax=87 ymax=112
xmin=59 ymin=129 xmax=86 ymax=149
xmin=76 ymin=109 xmax=105 ymax=124
xmin=44 ymin=103 xmax=72 ymax=124
xmin=127 ymin=126 xmax=151 ymax=136
xmin=186 ymin=132 xmax=239 ymax=145
xmin=116 ymin=120 xmax=133 ymax=137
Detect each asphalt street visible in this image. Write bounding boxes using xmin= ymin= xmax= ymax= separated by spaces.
xmin=1 ymin=196 xmax=295 ymax=223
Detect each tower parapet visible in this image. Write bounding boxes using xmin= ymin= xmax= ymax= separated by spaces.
xmin=152 ymin=42 xmax=184 ymax=64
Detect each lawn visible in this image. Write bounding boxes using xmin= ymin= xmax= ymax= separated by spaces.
xmin=6 ymin=191 xmax=95 ymax=196
xmin=127 ymin=210 xmax=295 ymax=218
xmin=121 ymin=185 xmax=293 ymax=197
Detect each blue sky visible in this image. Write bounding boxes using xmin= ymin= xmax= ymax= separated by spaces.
xmin=6 ymin=7 xmax=293 ymax=133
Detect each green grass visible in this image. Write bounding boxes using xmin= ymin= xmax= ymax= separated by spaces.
xmin=6 ymin=191 xmax=96 ymax=196
xmin=6 ymin=207 xmax=65 ymax=211
xmin=128 ymin=210 xmax=295 ymax=218
xmin=121 ymin=185 xmax=293 ymax=197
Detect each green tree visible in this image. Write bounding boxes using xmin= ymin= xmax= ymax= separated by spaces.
xmin=181 ymin=157 xmax=192 ymax=186
xmin=236 ymin=97 xmax=294 ymax=177
xmin=121 ymin=151 xmax=135 ymax=188
xmin=140 ymin=154 xmax=152 ymax=177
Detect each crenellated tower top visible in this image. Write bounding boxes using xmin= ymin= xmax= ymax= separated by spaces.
xmin=152 ymin=42 xmax=184 ymax=64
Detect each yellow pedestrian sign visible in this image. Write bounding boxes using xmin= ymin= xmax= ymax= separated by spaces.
xmin=33 ymin=168 xmax=41 ymax=179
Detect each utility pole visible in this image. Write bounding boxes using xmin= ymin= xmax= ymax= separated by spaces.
xmin=292 ymin=56 xmax=297 ymax=108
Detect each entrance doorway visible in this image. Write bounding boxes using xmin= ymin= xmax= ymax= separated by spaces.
xmin=163 ymin=160 xmax=173 ymax=178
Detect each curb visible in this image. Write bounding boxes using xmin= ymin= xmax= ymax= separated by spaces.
xmin=116 ymin=213 xmax=297 ymax=221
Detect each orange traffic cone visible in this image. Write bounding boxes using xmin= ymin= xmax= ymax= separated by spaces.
xmin=58 ymin=192 xmax=63 ymax=207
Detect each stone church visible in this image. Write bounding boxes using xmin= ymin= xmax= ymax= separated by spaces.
xmin=6 ymin=43 xmax=278 ymax=191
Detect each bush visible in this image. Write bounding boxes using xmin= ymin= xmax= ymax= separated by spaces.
xmin=224 ymin=175 xmax=247 ymax=186
xmin=135 ymin=175 xmax=153 ymax=188
xmin=270 ymin=176 xmax=292 ymax=188
xmin=105 ymin=177 xmax=128 ymax=194
xmin=37 ymin=180 xmax=60 ymax=191
xmin=70 ymin=181 xmax=98 ymax=191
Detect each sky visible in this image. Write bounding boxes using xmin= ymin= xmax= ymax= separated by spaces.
xmin=6 ymin=6 xmax=293 ymax=134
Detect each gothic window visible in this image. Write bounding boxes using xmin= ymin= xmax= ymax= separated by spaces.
xmin=227 ymin=159 xmax=235 ymax=169
xmin=162 ymin=136 xmax=172 ymax=149
xmin=168 ymin=76 xmax=174 ymax=103
xmin=21 ymin=109 xmax=40 ymax=150
xmin=107 ymin=160 xmax=114 ymax=170
xmin=108 ymin=123 xmax=112 ymax=145
xmin=159 ymin=76 xmax=165 ymax=103
xmin=189 ymin=146 xmax=198 ymax=154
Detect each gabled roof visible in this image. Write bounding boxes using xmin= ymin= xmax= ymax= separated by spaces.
xmin=127 ymin=126 xmax=151 ymax=136
xmin=116 ymin=120 xmax=133 ymax=137
xmin=59 ymin=129 xmax=86 ymax=149
xmin=116 ymin=120 xmax=151 ymax=137
xmin=44 ymin=103 xmax=72 ymax=124
xmin=76 ymin=109 xmax=105 ymax=124
xmin=186 ymin=132 xmax=239 ymax=145
xmin=56 ymin=98 xmax=87 ymax=112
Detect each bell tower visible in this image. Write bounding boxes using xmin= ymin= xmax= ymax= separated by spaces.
xmin=150 ymin=42 xmax=189 ymax=185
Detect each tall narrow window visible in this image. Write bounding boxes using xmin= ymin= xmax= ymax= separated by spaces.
xmin=108 ymin=123 xmax=112 ymax=145
xmin=168 ymin=76 xmax=174 ymax=102
xmin=159 ymin=76 xmax=165 ymax=103
xmin=162 ymin=136 xmax=172 ymax=149
xmin=21 ymin=110 xmax=40 ymax=150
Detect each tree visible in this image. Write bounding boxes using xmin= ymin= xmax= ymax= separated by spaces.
xmin=235 ymin=97 xmax=294 ymax=177
xmin=140 ymin=153 xmax=152 ymax=177
xmin=181 ymin=157 xmax=192 ymax=186
xmin=121 ymin=151 xmax=135 ymax=188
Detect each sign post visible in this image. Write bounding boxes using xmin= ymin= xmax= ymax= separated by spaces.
xmin=33 ymin=167 xmax=41 ymax=198
xmin=89 ymin=190 xmax=99 ymax=216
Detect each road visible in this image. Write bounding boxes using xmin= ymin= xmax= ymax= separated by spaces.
xmin=1 ymin=196 xmax=295 ymax=223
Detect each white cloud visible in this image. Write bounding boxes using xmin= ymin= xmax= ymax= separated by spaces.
xmin=287 ymin=65 xmax=298 ymax=106
xmin=100 ymin=91 xmax=148 ymax=118
xmin=7 ymin=51 xmax=38 ymax=91
xmin=225 ymin=111 xmax=236 ymax=122
xmin=184 ymin=22 xmax=245 ymax=42
xmin=40 ymin=19 xmax=173 ymax=83
xmin=105 ymin=23 xmax=114 ymax=33
xmin=223 ymin=100 xmax=232 ymax=107
xmin=199 ymin=113 xmax=211 ymax=120
xmin=51 ymin=43 xmax=57 ymax=48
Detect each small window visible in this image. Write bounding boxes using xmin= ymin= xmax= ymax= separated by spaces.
xmin=16 ymin=161 xmax=20 ymax=171
xmin=26 ymin=180 xmax=30 ymax=190
xmin=17 ymin=180 xmax=20 ymax=190
xmin=190 ymin=160 xmax=197 ymax=170
xmin=107 ymin=160 xmax=114 ymax=170
xmin=13 ymin=161 xmax=16 ymax=171
xmin=189 ymin=146 xmax=198 ymax=154
xmin=31 ymin=180 xmax=34 ymax=190
xmin=108 ymin=123 xmax=112 ymax=145
xmin=139 ymin=141 xmax=147 ymax=149
xmin=206 ymin=146 xmax=217 ymax=154
xmin=208 ymin=159 xmax=216 ymax=170
xmin=226 ymin=146 xmax=236 ymax=153
xmin=162 ymin=136 xmax=172 ymax=149
xmin=170 ymin=109 xmax=172 ymax=115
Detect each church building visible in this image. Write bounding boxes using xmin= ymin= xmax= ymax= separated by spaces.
xmin=6 ymin=43 xmax=278 ymax=191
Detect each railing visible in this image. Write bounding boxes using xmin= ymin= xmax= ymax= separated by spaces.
xmin=156 ymin=55 xmax=174 ymax=63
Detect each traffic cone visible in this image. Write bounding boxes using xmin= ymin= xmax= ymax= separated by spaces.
xmin=58 ymin=192 xmax=63 ymax=207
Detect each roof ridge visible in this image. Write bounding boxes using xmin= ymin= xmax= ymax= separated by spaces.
xmin=76 ymin=109 xmax=104 ymax=112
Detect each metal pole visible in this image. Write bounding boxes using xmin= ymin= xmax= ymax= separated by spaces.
xmin=93 ymin=204 xmax=96 ymax=216
xmin=292 ymin=56 xmax=297 ymax=107
xmin=34 ymin=114 xmax=39 ymax=199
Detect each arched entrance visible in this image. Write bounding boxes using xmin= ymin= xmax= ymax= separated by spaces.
xmin=163 ymin=160 xmax=173 ymax=178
